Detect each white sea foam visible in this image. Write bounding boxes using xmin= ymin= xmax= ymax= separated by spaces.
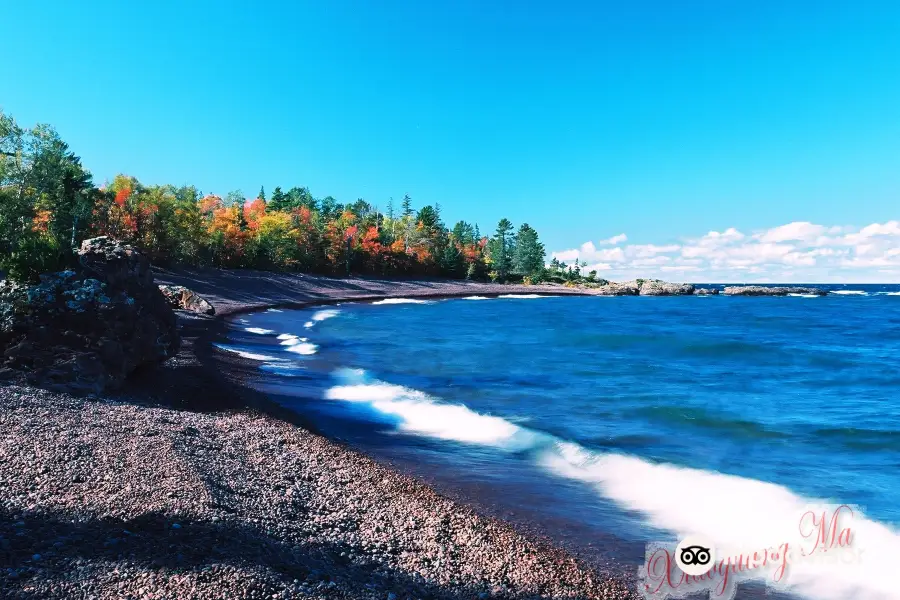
xmin=312 ymin=308 xmax=341 ymax=321
xmin=462 ymin=296 xmax=491 ymax=300
xmin=266 ymin=308 xmax=284 ymax=313
xmin=279 ymin=336 xmax=309 ymax=345
xmin=788 ymin=293 xmax=820 ymax=298
xmin=321 ymin=369 xmax=900 ymax=600
xmin=245 ymin=327 xmax=275 ymax=335
xmin=303 ymin=308 xmax=340 ymax=327
xmin=277 ymin=333 xmax=297 ymax=340
xmin=831 ymin=290 xmax=868 ymax=296
xmin=324 ymin=370 xmax=535 ymax=447
xmin=498 ymin=294 xmax=547 ymax=299
xmin=539 ymin=445 xmax=899 ymax=600
xmin=876 ymin=291 xmax=900 ymax=296
xmin=214 ymin=344 xmax=284 ymax=362
xmin=371 ymin=298 xmax=433 ymax=305
xmin=283 ymin=342 xmax=317 ymax=355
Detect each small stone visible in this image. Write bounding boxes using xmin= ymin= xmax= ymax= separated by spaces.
xmin=171 ymin=523 xmax=182 ymax=530
xmin=31 ymin=554 xmax=41 ymax=561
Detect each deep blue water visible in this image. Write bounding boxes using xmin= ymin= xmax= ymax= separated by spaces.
xmin=219 ymin=284 xmax=900 ymax=599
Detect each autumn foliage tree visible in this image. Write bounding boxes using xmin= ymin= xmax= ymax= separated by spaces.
xmin=0 ymin=109 xmax=546 ymax=282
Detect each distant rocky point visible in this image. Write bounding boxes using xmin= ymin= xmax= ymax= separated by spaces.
xmin=722 ymin=286 xmax=828 ymax=296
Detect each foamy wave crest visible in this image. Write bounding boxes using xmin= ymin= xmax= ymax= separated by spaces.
xmin=277 ymin=333 xmax=297 ymax=340
xmin=324 ymin=370 xmax=536 ymax=448
xmin=214 ymin=344 xmax=284 ymax=362
xmin=876 ymin=291 xmax=900 ymax=296
xmin=498 ymin=294 xmax=547 ymax=299
xmin=831 ymin=290 xmax=868 ymax=296
xmin=322 ymin=368 xmax=900 ymax=599
xmin=279 ymin=335 xmax=309 ymax=345
xmin=245 ymin=327 xmax=275 ymax=335
xmin=462 ymin=296 xmax=491 ymax=300
xmin=266 ymin=308 xmax=284 ymax=313
xmin=284 ymin=343 xmax=317 ymax=355
xmin=371 ymin=298 xmax=433 ymax=305
xmin=788 ymin=294 xmax=820 ymax=298
xmin=303 ymin=309 xmax=340 ymax=328
xmin=539 ymin=444 xmax=900 ymax=600
xmin=283 ymin=340 xmax=317 ymax=355
xmin=312 ymin=308 xmax=341 ymax=321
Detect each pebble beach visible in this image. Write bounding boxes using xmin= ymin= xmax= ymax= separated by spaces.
xmin=0 ymin=269 xmax=638 ymax=600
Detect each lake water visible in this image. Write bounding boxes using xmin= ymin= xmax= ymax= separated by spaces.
xmin=218 ymin=285 xmax=900 ymax=600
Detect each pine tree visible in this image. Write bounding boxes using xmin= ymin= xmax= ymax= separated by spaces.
xmin=269 ymin=186 xmax=285 ymax=210
xmin=258 ymin=186 xmax=266 ymax=201
xmin=513 ymin=223 xmax=546 ymax=277
xmin=401 ymin=194 xmax=413 ymax=218
xmin=489 ymin=218 xmax=514 ymax=281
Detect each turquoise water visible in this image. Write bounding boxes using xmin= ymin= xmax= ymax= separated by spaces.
xmin=221 ymin=286 xmax=900 ymax=600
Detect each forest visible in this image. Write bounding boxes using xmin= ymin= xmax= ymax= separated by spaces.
xmin=0 ymin=110 xmax=556 ymax=284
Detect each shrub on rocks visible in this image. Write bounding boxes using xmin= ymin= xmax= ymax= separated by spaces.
xmin=0 ymin=237 xmax=179 ymax=394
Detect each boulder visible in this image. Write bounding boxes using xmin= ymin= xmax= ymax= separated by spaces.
xmin=722 ymin=286 xmax=827 ymax=296
xmin=694 ymin=287 xmax=720 ymax=295
xmin=0 ymin=237 xmax=179 ymax=394
xmin=638 ymin=279 xmax=695 ymax=296
xmin=158 ymin=285 xmax=215 ymax=315
xmin=592 ymin=281 xmax=641 ymax=296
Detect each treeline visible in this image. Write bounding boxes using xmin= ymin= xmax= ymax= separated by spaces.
xmin=0 ymin=110 xmax=546 ymax=283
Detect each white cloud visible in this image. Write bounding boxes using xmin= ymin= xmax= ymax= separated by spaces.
xmin=756 ymin=221 xmax=827 ymax=243
xmin=599 ymin=233 xmax=627 ymax=245
xmin=550 ymin=220 xmax=900 ymax=283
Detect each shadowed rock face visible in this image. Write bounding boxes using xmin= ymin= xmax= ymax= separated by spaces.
xmin=158 ymin=285 xmax=215 ymax=315
xmin=0 ymin=237 xmax=179 ymax=394
xmin=723 ymin=286 xmax=827 ymax=296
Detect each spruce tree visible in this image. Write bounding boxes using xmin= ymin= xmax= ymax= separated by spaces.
xmin=513 ymin=223 xmax=546 ymax=277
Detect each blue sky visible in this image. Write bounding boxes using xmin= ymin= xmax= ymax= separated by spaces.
xmin=3 ymin=1 xmax=900 ymax=281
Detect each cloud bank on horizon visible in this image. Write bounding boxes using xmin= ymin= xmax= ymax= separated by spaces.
xmin=551 ymin=221 xmax=900 ymax=283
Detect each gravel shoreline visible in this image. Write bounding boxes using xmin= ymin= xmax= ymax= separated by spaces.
xmin=1 ymin=269 xmax=639 ymax=599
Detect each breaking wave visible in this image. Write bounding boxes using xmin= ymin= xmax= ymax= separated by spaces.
xmin=213 ymin=344 xmax=285 ymax=362
xmin=323 ymin=368 xmax=900 ymax=600
xmin=371 ymin=298 xmax=433 ymax=305
xmin=245 ymin=327 xmax=275 ymax=335
xmin=831 ymin=290 xmax=868 ymax=296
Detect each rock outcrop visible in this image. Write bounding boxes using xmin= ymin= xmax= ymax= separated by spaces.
xmin=158 ymin=284 xmax=215 ymax=315
xmin=592 ymin=281 xmax=641 ymax=296
xmin=638 ymin=279 xmax=695 ymax=296
xmin=694 ymin=287 xmax=720 ymax=295
xmin=0 ymin=237 xmax=179 ymax=394
xmin=722 ymin=286 xmax=827 ymax=296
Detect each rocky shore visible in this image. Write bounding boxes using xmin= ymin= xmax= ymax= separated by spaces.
xmin=1 ymin=262 xmax=639 ymax=600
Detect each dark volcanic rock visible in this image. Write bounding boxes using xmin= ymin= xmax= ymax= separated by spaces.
xmin=694 ymin=287 xmax=720 ymax=295
xmin=722 ymin=286 xmax=827 ymax=296
xmin=638 ymin=279 xmax=695 ymax=296
xmin=158 ymin=284 xmax=215 ymax=315
xmin=0 ymin=237 xmax=179 ymax=393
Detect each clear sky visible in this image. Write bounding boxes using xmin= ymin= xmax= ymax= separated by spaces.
xmin=3 ymin=1 xmax=900 ymax=281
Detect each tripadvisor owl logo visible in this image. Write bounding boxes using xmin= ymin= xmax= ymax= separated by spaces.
xmin=675 ymin=535 xmax=715 ymax=576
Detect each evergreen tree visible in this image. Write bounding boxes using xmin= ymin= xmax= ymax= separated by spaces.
xmin=489 ymin=218 xmax=514 ymax=281
xmin=269 ymin=186 xmax=285 ymax=210
xmin=401 ymin=194 xmax=413 ymax=218
xmin=440 ymin=239 xmax=465 ymax=277
xmin=258 ymin=185 xmax=266 ymax=201
xmin=513 ymin=223 xmax=545 ymax=277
